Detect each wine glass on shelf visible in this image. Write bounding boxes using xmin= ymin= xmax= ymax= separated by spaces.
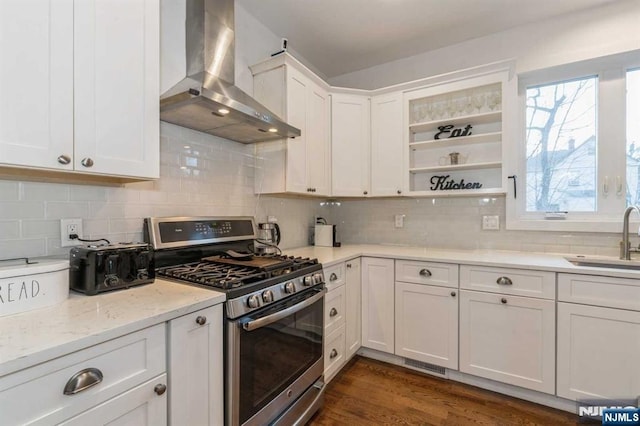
xmin=455 ymin=97 xmax=466 ymax=117
xmin=471 ymin=91 xmax=485 ymax=114
xmin=487 ymin=90 xmax=501 ymax=111
xmin=433 ymin=101 xmax=445 ymax=120
xmin=464 ymin=94 xmax=475 ymax=115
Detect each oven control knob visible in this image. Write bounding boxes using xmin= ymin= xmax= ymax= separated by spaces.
xmin=303 ymin=276 xmax=313 ymax=286
xmin=104 ymin=276 xmax=119 ymax=287
xmin=284 ymin=281 xmax=296 ymax=294
xmin=262 ymin=290 xmax=274 ymax=303
xmin=313 ymin=273 xmax=324 ymax=284
xmin=247 ymin=294 xmax=261 ymax=309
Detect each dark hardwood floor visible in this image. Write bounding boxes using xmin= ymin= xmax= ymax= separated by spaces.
xmin=308 ymin=356 xmax=579 ymax=425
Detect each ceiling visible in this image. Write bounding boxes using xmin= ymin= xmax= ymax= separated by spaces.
xmin=238 ymin=0 xmax=624 ymax=79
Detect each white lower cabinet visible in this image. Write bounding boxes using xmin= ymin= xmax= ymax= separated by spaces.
xmin=459 ymin=290 xmax=556 ymax=394
xmin=345 ymin=258 xmax=362 ymax=359
xmin=361 ymin=257 xmax=395 ymax=354
xmin=324 ymin=324 xmax=346 ymax=382
xmin=395 ymin=282 xmax=458 ymax=369
xmin=168 ymin=305 xmax=223 ymax=426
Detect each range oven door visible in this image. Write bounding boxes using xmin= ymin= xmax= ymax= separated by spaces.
xmin=227 ymin=286 xmax=326 ymax=426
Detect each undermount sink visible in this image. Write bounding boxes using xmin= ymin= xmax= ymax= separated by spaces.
xmin=564 ymin=255 xmax=640 ymax=271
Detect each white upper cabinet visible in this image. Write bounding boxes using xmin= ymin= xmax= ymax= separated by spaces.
xmin=0 ymin=0 xmax=74 ymax=170
xmin=252 ymin=55 xmax=331 ymax=196
xmin=74 ymin=0 xmax=159 ymax=178
xmin=371 ymin=92 xmax=404 ymax=196
xmin=331 ymin=93 xmax=371 ymax=197
xmin=0 ymin=0 xmax=159 ymax=179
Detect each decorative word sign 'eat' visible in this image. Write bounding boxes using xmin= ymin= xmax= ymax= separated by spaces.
xmin=434 ymin=124 xmax=472 ymax=140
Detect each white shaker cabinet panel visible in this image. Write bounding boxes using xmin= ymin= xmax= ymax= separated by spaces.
xmin=361 ymin=257 xmax=394 ymax=354
xmin=371 ymin=92 xmax=404 ymax=196
xmin=307 ymin=82 xmax=331 ymax=196
xmin=557 ymin=302 xmax=640 ymax=401
xmin=284 ymin=67 xmax=309 ymax=193
xmin=459 ymin=290 xmax=555 ymax=394
xmin=345 ymin=258 xmax=362 ymax=359
xmin=168 ymin=305 xmax=223 ymax=426
xmin=0 ymin=0 xmax=74 ymax=170
xmin=331 ymin=93 xmax=371 ymax=197
xmin=74 ymin=0 xmax=159 ymax=178
xmin=395 ymin=282 xmax=458 ymax=369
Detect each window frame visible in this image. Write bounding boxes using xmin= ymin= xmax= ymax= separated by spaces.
xmin=506 ymin=50 xmax=640 ymax=233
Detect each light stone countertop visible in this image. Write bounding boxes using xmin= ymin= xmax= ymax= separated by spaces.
xmin=0 ymin=279 xmax=225 ymax=377
xmin=284 ymin=244 xmax=640 ymax=279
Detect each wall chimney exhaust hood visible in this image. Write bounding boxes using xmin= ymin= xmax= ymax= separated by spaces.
xmin=160 ymin=0 xmax=300 ymax=143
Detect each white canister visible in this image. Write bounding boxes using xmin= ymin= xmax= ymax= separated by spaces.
xmin=0 ymin=259 xmax=69 ymax=317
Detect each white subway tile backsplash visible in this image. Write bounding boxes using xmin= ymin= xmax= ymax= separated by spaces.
xmin=1 ymin=202 xmax=45 ymax=219
xmin=22 ymin=182 xmax=69 ymax=201
xmin=21 ymin=220 xmax=59 ymax=238
xmin=0 ymin=181 xmax=19 ymax=201
xmin=0 ymin=221 xmax=20 ymax=239
xmin=45 ymin=202 xmax=89 ymax=219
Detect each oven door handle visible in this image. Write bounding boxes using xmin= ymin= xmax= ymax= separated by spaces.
xmin=242 ymin=288 xmax=326 ymax=332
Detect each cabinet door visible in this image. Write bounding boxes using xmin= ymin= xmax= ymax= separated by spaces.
xmin=557 ymin=302 xmax=640 ymax=401
xmin=0 ymin=0 xmax=73 ymax=170
xmin=395 ymin=282 xmax=458 ymax=369
xmin=361 ymin=257 xmax=394 ymax=353
xmin=331 ymin=94 xmax=371 ymax=197
xmin=325 ymin=285 xmax=346 ymax=336
xmin=459 ymin=290 xmax=555 ymax=394
xmin=371 ymin=92 xmax=404 ymax=196
xmin=168 ymin=305 xmax=223 ymax=426
xmin=59 ymin=375 xmax=167 ymax=426
xmin=74 ymin=0 xmax=159 ymax=178
xmin=284 ymin=66 xmax=309 ymax=193
xmin=307 ymin=82 xmax=331 ymax=195
xmin=345 ymin=258 xmax=362 ymax=359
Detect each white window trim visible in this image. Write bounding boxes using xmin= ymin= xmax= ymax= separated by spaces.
xmin=506 ymin=49 xmax=640 ymax=233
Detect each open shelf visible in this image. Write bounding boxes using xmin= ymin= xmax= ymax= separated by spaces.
xmin=410 ymin=111 xmax=501 ymax=134
xmin=409 ymin=161 xmax=502 ymax=174
xmin=409 ymin=131 xmax=502 ymax=150
xmin=408 ymin=188 xmax=506 ymax=197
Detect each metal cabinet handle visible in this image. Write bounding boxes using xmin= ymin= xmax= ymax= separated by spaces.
xmin=329 ymin=349 xmax=338 ymax=359
xmin=496 ymin=276 xmax=513 ymax=286
xmin=57 ymin=154 xmax=71 ymax=165
xmin=329 ymin=273 xmax=338 ymax=281
xmin=501 ymin=298 xmax=508 ymax=304
xmin=63 ymin=368 xmax=103 ymax=395
xmin=419 ymin=269 xmax=432 ymax=277
xmin=154 ymin=383 xmax=167 ymax=396
xmin=81 ymin=157 xmax=94 ymax=168
xmin=397 ymin=190 xmax=402 ymax=195
xmin=450 ymin=291 xmax=456 ymax=297
xmin=196 ymin=315 xmax=207 ymax=325
xmin=363 ymin=191 xmax=368 ymax=195
xmin=329 ymin=307 xmax=338 ymax=317
xmin=346 ymin=263 xmax=352 ymax=268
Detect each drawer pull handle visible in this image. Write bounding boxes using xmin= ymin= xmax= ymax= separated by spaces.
xmin=419 ymin=269 xmax=432 ymax=277
xmin=501 ymin=297 xmax=508 ymax=304
xmin=451 ymin=291 xmax=456 ymax=297
xmin=329 ymin=273 xmax=338 ymax=281
xmin=346 ymin=263 xmax=352 ymax=268
xmin=154 ymin=383 xmax=167 ymax=396
xmin=63 ymin=368 xmax=103 ymax=395
xmin=196 ymin=315 xmax=207 ymax=325
xmin=496 ymin=276 xmax=513 ymax=286
xmin=329 ymin=307 xmax=338 ymax=317
xmin=330 ymin=349 xmax=338 ymax=359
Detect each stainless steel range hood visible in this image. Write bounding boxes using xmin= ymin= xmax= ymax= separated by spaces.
xmin=160 ymin=0 xmax=300 ymax=143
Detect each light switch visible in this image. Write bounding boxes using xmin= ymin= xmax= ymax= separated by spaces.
xmin=482 ymin=215 xmax=500 ymax=230
xmin=395 ymin=214 xmax=405 ymax=228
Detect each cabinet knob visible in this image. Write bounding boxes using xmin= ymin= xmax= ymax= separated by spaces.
xmin=419 ymin=268 xmax=432 ymax=277
xmin=195 ymin=315 xmax=207 ymax=325
xmin=81 ymin=157 xmax=94 ymax=168
xmin=451 ymin=291 xmax=456 ymax=297
xmin=329 ymin=273 xmax=338 ymax=281
xmin=501 ymin=297 xmax=508 ymax=304
xmin=330 ymin=348 xmax=338 ymax=359
xmin=154 ymin=383 xmax=167 ymax=396
xmin=329 ymin=307 xmax=338 ymax=317
xmin=312 ymin=188 xmax=316 ymax=192
xmin=63 ymin=368 xmax=103 ymax=395
xmin=346 ymin=263 xmax=352 ymax=268
xmin=496 ymin=276 xmax=513 ymax=286
xmin=57 ymin=154 xmax=71 ymax=165
xmin=363 ymin=191 xmax=368 ymax=195
xmin=397 ymin=190 xmax=402 ymax=195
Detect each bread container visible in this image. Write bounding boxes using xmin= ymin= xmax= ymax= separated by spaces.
xmin=0 ymin=259 xmax=69 ymax=317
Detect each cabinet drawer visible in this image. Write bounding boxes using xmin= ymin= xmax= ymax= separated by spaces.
xmin=395 ymin=260 xmax=458 ymax=288
xmin=460 ymin=265 xmax=555 ymax=299
xmin=324 ymin=324 xmax=346 ymax=383
xmin=324 ymin=285 xmax=345 ymax=335
xmin=323 ymin=263 xmax=345 ymax=290
xmin=0 ymin=324 xmax=166 ymax=426
xmin=558 ymin=273 xmax=640 ymax=311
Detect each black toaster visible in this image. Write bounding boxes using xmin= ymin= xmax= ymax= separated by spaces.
xmin=69 ymin=243 xmax=155 ymax=295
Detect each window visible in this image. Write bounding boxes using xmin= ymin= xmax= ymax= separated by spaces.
xmin=508 ymin=51 xmax=640 ymax=232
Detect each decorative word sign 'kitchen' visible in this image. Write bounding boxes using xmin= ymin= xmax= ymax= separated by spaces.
xmin=430 ymin=175 xmax=483 ymax=191
xmin=434 ymin=124 xmax=472 ymax=140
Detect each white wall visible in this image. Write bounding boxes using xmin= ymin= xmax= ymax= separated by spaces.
xmin=329 ymin=0 xmax=640 ymax=89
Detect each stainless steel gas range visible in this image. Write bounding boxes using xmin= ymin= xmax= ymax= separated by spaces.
xmin=144 ymin=216 xmax=326 ymax=426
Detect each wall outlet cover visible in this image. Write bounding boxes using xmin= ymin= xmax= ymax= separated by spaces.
xmin=395 ymin=214 xmax=405 ymax=228
xmin=481 ymin=215 xmax=500 ymax=230
xmin=60 ymin=218 xmax=83 ymax=247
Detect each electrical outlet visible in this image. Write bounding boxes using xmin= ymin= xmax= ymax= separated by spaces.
xmin=482 ymin=215 xmax=500 ymax=230
xmin=61 ymin=218 xmax=83 ymax=247
xmin=394 ymin=214 xmax=405 ymax=228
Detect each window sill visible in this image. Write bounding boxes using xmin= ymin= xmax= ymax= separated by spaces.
xmin=505 ymin=218 xmax=626 ymax=233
